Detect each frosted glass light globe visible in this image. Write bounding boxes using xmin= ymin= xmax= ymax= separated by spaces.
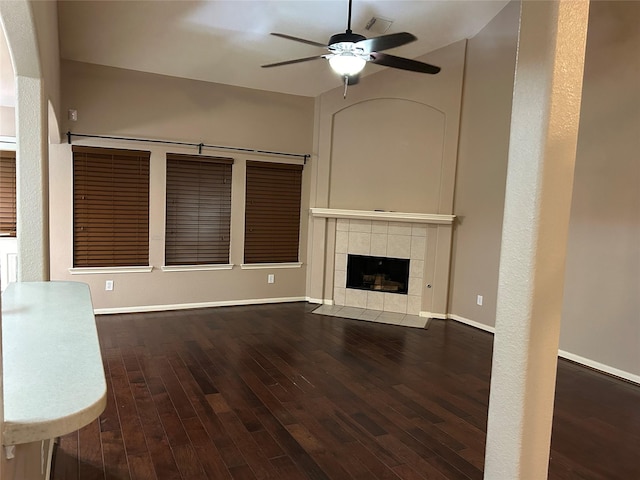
xmin=329 ymin=54 xmax=366 ymax=76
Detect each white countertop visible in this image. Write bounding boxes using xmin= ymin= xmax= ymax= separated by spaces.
xmin=2 ymin=281 xmax=107 ymax=445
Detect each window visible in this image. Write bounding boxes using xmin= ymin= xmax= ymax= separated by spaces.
xmin=73 ymin=146 xmax=150 ymax=267
xmin=165 ymin=153 xmax=233 ymax=265
xmin=0 ymin=150 xmax=16 ymax=237
xmin=244 ymin=161 xmax=303 ymax=263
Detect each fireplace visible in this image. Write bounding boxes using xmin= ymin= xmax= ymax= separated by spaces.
xmin=346 ymin=254 xmax=410 ymax=295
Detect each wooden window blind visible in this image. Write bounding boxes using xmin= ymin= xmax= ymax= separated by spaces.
xmin=0 ymin=151 xmax=17 ymax=238
xmin=165 ymin=153 xmax=233 ymax=265
xmin=73 ymin=146 xmax=150 ymax=267
xmin=244 ymin=161 xmax=303 ymax=264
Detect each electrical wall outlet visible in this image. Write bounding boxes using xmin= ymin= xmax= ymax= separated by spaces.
xmin=105 ymin=280 xmax=114 ymax=291
xmin=476 ymin=295 xmax=483 ymax=306
xmin=268 ymin=274 xmax=275 ymax=284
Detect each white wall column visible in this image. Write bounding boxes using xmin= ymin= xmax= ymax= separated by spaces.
xmin=15 ymin=75 xmax=48 ymax=281
xmin=1 ymin=0 xmax=49 ymax=281
xmin=484 ymin=1 xmax=589 ymax=479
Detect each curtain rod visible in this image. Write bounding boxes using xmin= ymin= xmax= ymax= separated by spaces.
xmin=66 ymin=132 xmax=310 ymax=163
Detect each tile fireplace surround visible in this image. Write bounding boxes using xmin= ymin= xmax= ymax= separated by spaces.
xmin=309 ymin=208 xmax=456 ymax=321
xmin=334 ymin=218 xmax=427 ymax=315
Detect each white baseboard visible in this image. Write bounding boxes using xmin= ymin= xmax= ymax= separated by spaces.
xmin=94 ymin=296 xmax=307 ymax=315
xmin=420 ymin=311 xmax=447 ymax=319
xmin=447 ymin=314 xmax=496 ymax=333
xmin=305 ymin=297 xmax=333 ymax=305
xmin=447 ymin=313 xmax=638 ymax=385
xmin=558 ymin=350 xmax=640 ymax=385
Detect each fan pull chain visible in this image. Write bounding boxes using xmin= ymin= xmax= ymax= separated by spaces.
xmin=343 ymin=76 xmax=349 ymax=99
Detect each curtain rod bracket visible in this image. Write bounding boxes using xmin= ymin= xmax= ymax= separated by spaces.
xmin=198 ymin=143 xmax=204 ymax=155
xmin=66 ymin=131 xmax=72 ymax=144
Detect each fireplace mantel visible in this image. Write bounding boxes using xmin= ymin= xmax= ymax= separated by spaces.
xmin=310 ymin=208 xmax=455 ymax=225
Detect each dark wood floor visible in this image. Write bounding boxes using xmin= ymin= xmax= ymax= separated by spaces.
xmin=52 ymin=302 xmax=640 ymax=480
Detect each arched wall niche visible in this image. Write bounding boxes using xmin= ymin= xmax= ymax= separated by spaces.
xmin=328 ymin=98 xmax=445 ymax=214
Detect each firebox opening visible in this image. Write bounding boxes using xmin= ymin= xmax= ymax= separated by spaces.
xmin=346 ymin=254 xmax=410 ymax=294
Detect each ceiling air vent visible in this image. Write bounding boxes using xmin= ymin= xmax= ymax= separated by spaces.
xmin=364 ymin=17 xmax=393 ymax=34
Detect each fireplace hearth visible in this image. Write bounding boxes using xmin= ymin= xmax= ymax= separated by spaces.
xmin=347 ymin=254 xmax=410 ymax=295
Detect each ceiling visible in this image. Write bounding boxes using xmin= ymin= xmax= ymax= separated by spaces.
xmin=56 ymin=0 xmax=510 ymax=97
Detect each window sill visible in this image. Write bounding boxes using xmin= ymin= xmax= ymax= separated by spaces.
xmin=240 ymin=262 xmax=303 ymax=270
xmin=161 ymin=264 xmax=234 ymax=272
xmin=69 ymin=266 xmax=153 ymax=275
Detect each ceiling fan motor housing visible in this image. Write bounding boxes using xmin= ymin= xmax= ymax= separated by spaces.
xmin=328 ymin=32 xmax=366 ymax=47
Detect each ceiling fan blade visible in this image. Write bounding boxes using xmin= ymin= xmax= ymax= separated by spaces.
xmin=357 ymin=32 xmax=417 ymax=53
xmin=370 ymin=52 xmax=441 ymax=74
xmin=262 ymin=55 xmax=325 ymax=68
xmin=270 ymin=33 xmax=327 ymax=48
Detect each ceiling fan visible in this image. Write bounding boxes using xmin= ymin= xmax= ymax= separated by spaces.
xmin=262 ymin=0 xmax=441 ymax=92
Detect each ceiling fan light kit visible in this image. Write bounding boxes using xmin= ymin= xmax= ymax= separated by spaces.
xmin=262 ymin=0 xmax=440 ymax=93
xmin=328 ymin=53 xmax=367 ymax=76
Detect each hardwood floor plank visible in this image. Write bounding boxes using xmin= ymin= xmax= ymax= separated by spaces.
xmin=251 ymin=428 xmax=286 ymax=460
xmin=130 ymin=377 xmax=183 ymax=479
xmin=269 ymin=455 xmax=308 ymax=480
xmin=52 ymin=430 xmax=79 ymax=480
xmin=228 ymin=464 xmax=258 ymax=480
xmin=181 ymin=416 xmax=233 ymax=480
xmin=253 ymin=405 xmax=332 ymax=480
xmin=52 ymin=303 xmax=640 ymax=480
xmin=127 ymin=453 xmax=157 ymax=480
xmin=216 ymin=408 xmax=281 ymax=479
xmin=344 ymin=441 xmax=403 ymax=480
xmin=177 ymin=373 xmax=250 ymax=471
xmin=158 ymin=355 xmax=199 ymax=420
xmin=101 ymin=429 xmax=131 ymax=480
xmin=110 ymin=362 xmax=149 ymax=458
xmin=172 ymin=444 xmax=208 ymax=480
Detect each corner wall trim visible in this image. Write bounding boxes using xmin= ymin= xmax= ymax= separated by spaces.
xmin=447 ymin=313 xmax=639 ymax=385
xmin=94 ymin=296 xmax=307 ymax=315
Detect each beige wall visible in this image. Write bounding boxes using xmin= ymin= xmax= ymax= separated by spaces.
xmin=560 ymin=0 xmax=640 ymax=377
xmin=0 ymin=29 xmax=15 ymax=137
xmin=450 ymin=1 xmax=639 ymax=379
xmin=30 ymin=0 xmax=61 ymax=139
xmin=50 ymin=61 xmax=314 ymax=310
xmin=449 ymin=1 xmax=519 ymax=326
xmin=328 ymin=98 xmax=445 ymax=213
xmin=0 ymin=106 xmax=14 ymax=137
xmin=306 ymin=41 xmax=466 ymax=308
